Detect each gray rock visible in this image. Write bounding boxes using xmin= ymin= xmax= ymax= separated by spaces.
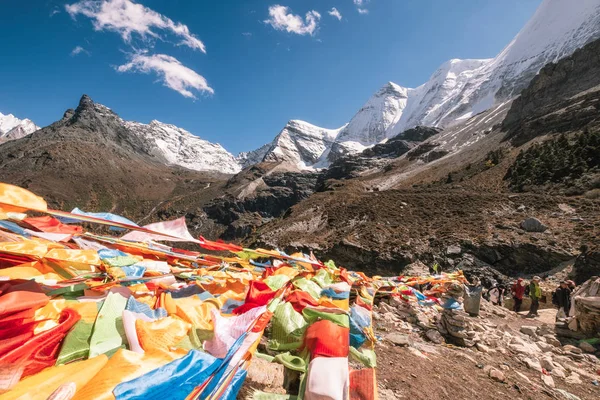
xmin=565 ymin=373 xmax=582 ymax=385
xmin=538 ymin=325 xmax=554 ymax=336
xmin=540 ymin=357 xmax=555 ymax=371
xmin=520 ymin=325 xmax=539 ymax=337
xmin=520 ymin=217 xmax=548 ymax=232
xmin=541 ymin=374 xmax=555 ymax=388
xmin=509 ymin=342 xmax=540 ymax=356
xmin=544 ymin=335 xmax=562 ymax=347
xmin=382 ymin=312 xmax=399 ymax=323
xmin=476 ymin=343 xmax=491 ymax=353
xmin=553 ymin=365 xmax=567 ymax=379
xmin=446 ymin=245 xmax=462 ymax=256
xmin=537 ymin=341 xmax=554 ymax=353
xmin=578 ymin=341 xmax=596 ymax=353
xmin=387 ymin=333 xmax=411 ymax=347
xmin=523 ymin=357 xmax=542 ymax=371
xmin=425 ymin=329 xmax=445 ymax=344
xmin=554 ymin=389 xmax=581 ymax=400
xmin=563 ymin=345 xmax=582 ymax=354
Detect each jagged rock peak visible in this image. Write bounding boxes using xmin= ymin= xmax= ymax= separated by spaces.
xmin=77 ymin=94 xmax=94 ymax=110
xmin=63 ymin=109 xmax=75 ymax=120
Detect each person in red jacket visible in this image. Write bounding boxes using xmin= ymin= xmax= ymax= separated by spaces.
xmin=511 ymin=278 xmax=526 ymax=313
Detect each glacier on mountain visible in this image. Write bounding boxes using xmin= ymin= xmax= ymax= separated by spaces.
xmin=0 ymin=112 xmax=39 ymax=141
xmin=295 ymin=0 xmax=600 ymax=164
xmin=124 ymin=120 xmax=241 ymax=174
xmin=387 ymin=0 xmax=600 ymax=137
xmin=238 ymin=120 xmax=344 ymax=170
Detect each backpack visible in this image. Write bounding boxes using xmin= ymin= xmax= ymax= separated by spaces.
xmin=524 ymin=284 xmax=530 ymax=297
xmin=552 ymin=290 xmax=559 ymax=306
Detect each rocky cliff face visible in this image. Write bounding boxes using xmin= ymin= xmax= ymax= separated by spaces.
xmin=203 ymin=165 xmax=319 ymax=239
xmin=503 ymin=38 xmax=600 ymax=146
xmin=573 ymin=247 xmax=600 ymax=285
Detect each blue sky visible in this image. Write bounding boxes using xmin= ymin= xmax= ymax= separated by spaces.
xmin=0 ymin=0 xmax=542 ymax=154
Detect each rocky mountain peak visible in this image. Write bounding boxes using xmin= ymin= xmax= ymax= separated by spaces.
xmin=77 ymin=94 xmax=94 ymax=110
xmin=62 ymin=109 xmax=75 ymax=120
xmin=377 ymin=82 xmax=408 ymax=98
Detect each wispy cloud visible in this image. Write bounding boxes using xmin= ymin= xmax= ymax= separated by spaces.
xmin=71 ymin=45 xmax=91 ymax=56
xmin=264 ymin=5 xmax=321 ymax=36
xmin=50 ymin=8 xmax=61 ymax=17
xmin=354 ymin=0 xmax=370 ymax=14
xmin=116 ymin=53 xmax=213 ymax=99
xmin=65 ymin=0 xmax=206 ymax=52
xmin=328 ymin=7 xmax=342 ymax=21
xmin=242 ymin=32 xmax=252 ymax=37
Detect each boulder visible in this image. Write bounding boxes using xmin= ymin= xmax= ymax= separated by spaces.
xmin=569 ymin=277 xmax=600 ymax=336
xmin=476 ymin=343 xmax=491 ymax=353
xmin=552 ymin=365 xmax=567 ymax=379
xmin=425 ymin=329 xmax=445 ymax=344
xmin=520 ymin=325 xmax=539 ymax=337
xmin=520 ymin=217 xmax=548 ymax=232
xmin=541 ymin=374 xmax=555 ymax=388
xmin=387 ymin=333 xmax=411 ymax=347
xmin=544 ymin=335 xmax=562 ymax=347
xmin=509 ymin=342 xmax=540 ymax=356
xmin=565 ymin=373 xmax=582 ymax=385
xmin=446 ymin=245 xmax=462 ymax=256
xmin=563 ymin=345 xmax=582 ymax=354
xmin=537 ymin=341 xmax=554 ymax=353
xmin=523 ymin=357 xmax=542 ymax=371
xmin=578 ymin=341 xmax=596 ymax=353
xmin=489 ymin=368 xmax=506 ymax=382
xmin=540 ymin=357 xmax=555 ymax=371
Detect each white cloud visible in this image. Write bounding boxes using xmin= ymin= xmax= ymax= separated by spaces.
xmin=264 ymin=5 xmax=321 ymax=36
xmin=65 ymin=0 xmax=206 ymax=53
xmin=50 ymin=8 xmax=61 ymax=17
xmin=354 ymin=0 xmax=370 ymax=14
xmin=328 ymin=7 xmax=342 ymax=21
xmin=71 ymin=46 xmax=91 ymax=56
xmin=242 ymin=32 xmax=252 ymax=37
xmin=116 ymin=53 xmax=213 ymax=99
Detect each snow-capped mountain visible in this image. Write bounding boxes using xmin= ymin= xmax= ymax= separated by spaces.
xmin=329 ymin=82 xmax=408 ymax=160
xmin=125 ymin=120 xmax=241 ymax=174
xmin=56 ymin=95 xmax=242 ymax=174
xmin=386 ymin=0 xmax=600 ymax=137
xmin=237 ymin=143 xmax=273 ymax=169
xmin=0 ymin=112 xmax=39 ymax=141
xmin=267 ymin=0 xmax=600 ymax=165
xmin=239 ymin=120 xmax=344 ymax=170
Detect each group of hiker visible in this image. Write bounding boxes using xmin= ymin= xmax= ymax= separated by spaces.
xmin=484 ymin=277 xmax=576 ymax=319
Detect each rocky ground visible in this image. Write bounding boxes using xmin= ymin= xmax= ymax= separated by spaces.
xmin=239 ymin=294 xmax=600 ymax=400
xmin=373 ymin=298 xmax=600 ymax=400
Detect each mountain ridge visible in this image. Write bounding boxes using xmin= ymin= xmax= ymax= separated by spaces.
xmin=2 ymin=0 xmax=599 ymax=174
